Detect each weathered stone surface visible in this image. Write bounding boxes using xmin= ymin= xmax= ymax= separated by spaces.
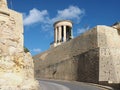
xmin=24 ymin=52 xmax=34 ymax=79
xmin=33 ymin=24 xmax=120 ymax=86
xmin=22 ymin=52 xmax=40 ymax=90
xmin=0 ymin=0 xmax=40 ymax=89
xmin=0 ymin=0 xmax=7 ymax=8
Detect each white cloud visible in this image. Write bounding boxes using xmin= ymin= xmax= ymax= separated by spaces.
xmin=23 ymin=8 xmax=49 ymax=26
xmin=77 ymin=26 xmax=90 ymax=34
xmin=52 ymin=6 xmax=85 ymax=22
xmin=32 ymin=48 xmax=41 ymax=53
xmin=23 ymin=6 xmax=85 ymax=27
xmin=41 ymin=24 xmax=52 ymax=31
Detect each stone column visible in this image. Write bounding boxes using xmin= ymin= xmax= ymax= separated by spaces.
xmin=58 ymin=26 xmax=62 ymax=42
xmin=57 ymin=27 xmax=59 ymax=43
xmin=54 ymin=28 xmax=57 ymax=43
xmin=63 ymin=25 xmax=66 ymax=42
xmin=71 ymin=27 xmax=73 ymax=38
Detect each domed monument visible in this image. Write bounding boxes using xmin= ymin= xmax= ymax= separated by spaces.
xmin=0 ymin=0 xmax=40 ymax=89
xmin=51 ymin=20 xmax=73 ymax=47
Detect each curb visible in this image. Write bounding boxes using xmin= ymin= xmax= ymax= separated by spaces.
xmin=86 ymin=83 xmax=114 ymax=90
xmin=71 ymin=81 xmax=114 ymax=90
xmin=38 ymin=78 xmax=114 ymax=90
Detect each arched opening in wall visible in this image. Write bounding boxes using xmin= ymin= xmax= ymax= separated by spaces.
xmin=66 ymin=26 xmax=72 ymax=41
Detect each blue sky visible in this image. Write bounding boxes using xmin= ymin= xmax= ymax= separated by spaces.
xmin=7 ymin=0 xmax=120 ymax=55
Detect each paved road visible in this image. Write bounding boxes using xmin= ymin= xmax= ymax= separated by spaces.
xmin=39 ymin=79 xmax=110 ymax=90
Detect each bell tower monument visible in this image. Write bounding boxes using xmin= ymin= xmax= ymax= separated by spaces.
xmin=51 ymin=20 xmax=73 ymax=47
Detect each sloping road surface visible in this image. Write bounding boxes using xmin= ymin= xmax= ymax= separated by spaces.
xmin=39 ymin=79 xmax=111 ymax=90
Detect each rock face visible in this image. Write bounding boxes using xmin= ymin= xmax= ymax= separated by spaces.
xmin=33 ymin=25 xmax=120 ymax=87
xmin=0 ymin=0 xmax=39 ymax=90
xmin=22 ymin=52 xmax=40 ymax=90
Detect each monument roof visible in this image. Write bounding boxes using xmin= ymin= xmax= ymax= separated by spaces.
xmin=53 ymin=20 xmax=73 ymax=27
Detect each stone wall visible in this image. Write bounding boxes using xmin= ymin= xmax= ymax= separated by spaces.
xmin=75 ymin=48 xmax=99 ymax=83
xmin=34 ymin=27 xmax=98 ymax=81
xmin=0 ymin=8 xmax=24 ymax=76
xmin=34 ymin=25 xmax=120 ymax=86
xmin=0 ymin=4 xmax=39 ymax=90
xmin=97 ymin=26 xmax=120 ymax=84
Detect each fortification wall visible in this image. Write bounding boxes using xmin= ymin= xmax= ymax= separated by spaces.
xmin=97 ymin=26 xmax=120 ymax=84
xmin=34 ymin=25 xmax=120 ymax=85
xmin=34 ymin=27 xmax=99 ymax=82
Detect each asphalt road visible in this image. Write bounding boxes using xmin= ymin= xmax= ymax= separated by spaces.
xmin=39 ymin=79 xmax=110 ymax=90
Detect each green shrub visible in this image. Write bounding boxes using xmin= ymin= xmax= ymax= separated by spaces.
xmin=24 ymin=47 xmax=29 ymax=53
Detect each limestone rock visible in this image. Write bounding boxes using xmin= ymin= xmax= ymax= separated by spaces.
xmin=0 ymin=0 xmax=40 ymax=89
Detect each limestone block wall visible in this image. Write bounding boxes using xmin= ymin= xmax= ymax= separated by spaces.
xmin=34 ymin=25 xmax=120 ymax=85
xmin=0 ymin=8 xmax=24 ymax=73
xmin=24 ymin=52 xmax=35 ymax=79
xmin=97 ymin=25 xmax=120 ymax=48
xmin=34 ymin=49 xmax=99 ymax=83
xmin=99 ymin=48 xmax=120 ymax=84
xmin=75 ymin=48 xmax=99 ymax=83
xmin=34 ymin=27 xmax=98 ymax=81
xmin=0 ymin=7 xmax=39 ymax=89
xmin=97 ymin=26 xmax=120 ymax=83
